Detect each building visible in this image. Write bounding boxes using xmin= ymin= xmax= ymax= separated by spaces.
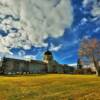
xmin=0 ymin=51 xmax=74 ymax=74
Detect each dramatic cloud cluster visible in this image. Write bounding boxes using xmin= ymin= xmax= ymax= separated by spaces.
xmin=0 ymin=0 xmax=73 ymax=53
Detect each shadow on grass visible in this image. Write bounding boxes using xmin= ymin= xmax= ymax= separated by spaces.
xmin=0 ymin=73 xmax=48 ymax=77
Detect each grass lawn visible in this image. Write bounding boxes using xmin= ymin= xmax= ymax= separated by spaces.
xmin=0 ymin=74 xmax=100 ymax=100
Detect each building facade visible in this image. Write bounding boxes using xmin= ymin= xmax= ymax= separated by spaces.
xmin=0 ymin=51 xmax=74 ymax=74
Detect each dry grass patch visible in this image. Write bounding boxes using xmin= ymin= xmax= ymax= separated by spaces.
xmin=0 ymin=74 xmax=100 ymax=100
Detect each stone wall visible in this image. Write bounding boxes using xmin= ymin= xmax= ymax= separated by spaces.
xmin=1 ymin=58 xmax=47 ymax=74
xmin=0 ymin=57 xmax=74 ymax=74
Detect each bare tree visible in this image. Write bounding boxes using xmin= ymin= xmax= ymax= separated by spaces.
xmin=79 ymin=38 xmax=100 ymax=76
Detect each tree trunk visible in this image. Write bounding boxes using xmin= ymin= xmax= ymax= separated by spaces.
xmin=92 ymin=55 xmax=100 ymax=76
xmin=96 ymin=68 xmax=100 ymax=76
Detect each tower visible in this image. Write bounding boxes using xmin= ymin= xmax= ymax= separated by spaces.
xmin=43 ymin=51 xmax=53 ymax=63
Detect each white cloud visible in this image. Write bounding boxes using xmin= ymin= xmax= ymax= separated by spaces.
xmin=18 ymin=50 xmax=26 ymax=57
xmin=83 ymin=35 xmax=91 ymax=39
xmin=49 ymin=43 xmax=62 ymax=52
xmin=83 ymin=0 xmax=100 ymax=16
xmin=92 ymin=5 xmax=100 ymax=16
xmin=94 ymin=27 xmax=100 ymax=33
xmin=68 ymin=63 xmax=77 ymax=68
xmin=92 ymin=0 xmax=100 ymax=16
xmin=83 ymin=0 xmax=93 ymax=7
xmin=80 ymin=18 xmax=88 ymax=25
xmin=0 ymin=0 xmax=73 ymax=53
xmin=61 ymin=55 xmax=73 ymax=62
xmin=24 ymin=55 xmax=37 ymax=61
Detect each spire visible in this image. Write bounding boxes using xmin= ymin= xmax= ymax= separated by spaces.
xmin=44 ymin=51 xmax=52 ymax=55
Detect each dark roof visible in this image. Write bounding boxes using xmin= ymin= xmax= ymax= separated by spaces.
xmin=44 ymin=51 xmax=52 ymax=55
xmin=2 ymin=57 xmax=47 ymax=65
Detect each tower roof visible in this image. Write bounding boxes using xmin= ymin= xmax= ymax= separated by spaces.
xmin=44 ymin=51 xmax=52 ymax=55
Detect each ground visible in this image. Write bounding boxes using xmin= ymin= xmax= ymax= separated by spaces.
xmin=0 ymin=74 xmax=100 ymax=100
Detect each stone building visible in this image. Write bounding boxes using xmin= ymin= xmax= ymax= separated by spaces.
xmin=43 ymin=51 xmax=64 ymax=73
xmin=0 ymin=51 xmax=74 ymax=74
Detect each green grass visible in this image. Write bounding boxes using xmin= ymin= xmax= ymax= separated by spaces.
xmin=0 ymin=74 xmax=100 ymax=100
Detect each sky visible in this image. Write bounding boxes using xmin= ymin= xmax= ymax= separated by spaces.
xmin=0 ymin=0 xmax=100 ymax=65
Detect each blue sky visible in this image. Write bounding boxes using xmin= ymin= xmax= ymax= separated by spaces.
xmin=0 ymin=0 xmax=100 ymax=64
